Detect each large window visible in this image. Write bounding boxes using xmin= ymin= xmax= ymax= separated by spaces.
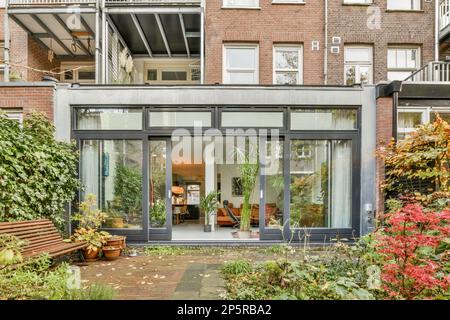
xmin=80 ymin=140 xmax=143 ymax=229
xmin=273 ymin=45 xmax=303 ymax=85
xmin=223 ymin=44 xmax=259 ymax=84
xmin=290 ymin=140 xmax=352 ymax=228
xmin=150 ymin=140 xmax=168 ymax=228
xmin=398 ymin=107 xmax=450 ymax=140
xmin=290 ymin=109 xmax=357 ymax=130
xmin=387 ymin=0 xmax=421 ymax=10
xmin=387 ymin=47 xmax=420 ymax=81
xmin=76 ymin=108 xmax=143 ymax=130
xmin=344 ymin=46 xmax=373 ymax=85
xmin=223 ymin=0 xmax=259 ymax=8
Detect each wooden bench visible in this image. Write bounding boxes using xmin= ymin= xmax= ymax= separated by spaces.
xmin=0 ymin=219 xmax=87 ymax=260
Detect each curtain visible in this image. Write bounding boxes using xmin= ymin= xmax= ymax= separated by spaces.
xmin=80 ymin=140 xmax=100 ymax=204
xmin=331 ymin=140 xmax=352 ymax=228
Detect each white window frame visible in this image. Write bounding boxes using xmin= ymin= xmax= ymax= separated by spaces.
xmin=272 ymin=0 xmax=305 ymax=4
xmin=60 ymin=63 xmax=96 ymax=84
xmin=387 ymin=46 xmax=420 ymax=81
xmin=344 ymin=46 xmax=373 ymax=85
xmin=0 ymin=40 xmax=5 ymax=72
xmin=397 ymin=108 xmax=428 ymax=139
xmin=387 ymin=0 xmax=421 ymax=11
xmin=273 ymin=45 xmax=303 ymax=85
xmin=223 ymin=44 xmax=259 ymax=84
xmin=1 ymin=109 xmax=23 ymax=124
xmin=343 ymin=0 xmax=373 ymax=4
xmin=223 ymin=0 xmax=260 ymax=9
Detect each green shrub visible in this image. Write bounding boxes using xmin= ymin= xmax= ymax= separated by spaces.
xmin=221 ymin=260 xmax=252 ymax=276
xmin=0 ymin=112 xmax=80 ymax=229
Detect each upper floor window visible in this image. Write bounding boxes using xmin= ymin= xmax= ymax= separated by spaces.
xmin=223 ymin=44 xmax=259 ymax=84
xmin=273 ymin=45 xmax=303 ymax=85
xmin=223 ymin=0 xmax=259 ymax=8
xmin=343 ymin=0 xmax=373 ymax=4
xmin=387 ymin=47 xmax=420 ymax=81
xmin=387 ymin=0 xmax=421 ymax=10
xmin=344 ymin=46 xmax=373 ymax=85
xmin=60 ymin=63 xmax=95 ymax=84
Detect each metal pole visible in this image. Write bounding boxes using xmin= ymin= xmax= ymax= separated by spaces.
xmin=101 ymin=0 xmax=107 ymax=84
xmin=4 ymin=0 xmax=10 ymax=82
xmin=200 ymin=0 xmax=205 ymax=84
xmin=392 ymin=91 xmax=398 ymax=143
xmin=95 ymin=0 xmax=101 ymax=84
xmin=324 ymin=0 xmax=328 ymax=85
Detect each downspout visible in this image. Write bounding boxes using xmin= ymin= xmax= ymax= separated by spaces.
xmin=200 ymin=0 xmax=205 ymax=84
xmin=435 ymin=0 xmax=440 ymax=61
xmin=324 ymin=0 xmax=328 ymax=85
xmin=3 ymin=0 xmax=10 ymax=82
xmin=95 ymin=0 xmax=101 ymax=84
xmin=389 ymin=81 xmax=403 ymax=142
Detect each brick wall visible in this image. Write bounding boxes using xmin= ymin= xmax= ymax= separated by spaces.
xmin=205 ymin=0 xmax=324 ymax=85
xmin=327 ymin=0 xmax=435 ymax=85
xmin=0 ymin=9 xmax=59 ymax=82
xmin=375 ymin=96 xmax=394 ymax=216
xmin=0 ymin=85 xmax=55 ymax=119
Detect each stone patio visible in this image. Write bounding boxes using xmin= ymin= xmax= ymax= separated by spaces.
xmin=77 ymin=246 xmax=305 ymax=300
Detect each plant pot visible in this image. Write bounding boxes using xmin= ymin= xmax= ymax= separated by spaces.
xmin=105 ymin=218 xmax=124 ymax=228
xmin=82 ymin=247 xmax=100 ymax=262
xmin=204 ymin=224 xmax=212 ymax=232
xmin=102 ymin=246 xmax=121 ymax=261
xmin=106 ymin=236 xmax=125 ymax=249
xmin=237 ymin=230 xmax=251 ymax=239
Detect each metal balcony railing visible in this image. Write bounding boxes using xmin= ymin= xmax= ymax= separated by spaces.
xmin=7 ymin=0 xmax=200 ymax=5
xmin=404 ymin=61 xmax=450 ymax=82
xmin=8 ymin=0 xmax=96 ymax=5
xmin=441 ymin=0 xmax=450 ymax=31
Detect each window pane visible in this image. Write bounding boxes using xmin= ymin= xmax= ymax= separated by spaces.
xmin=398 ymin=112 xmax=422 ymax=129
xmin=290 ymin=140 xmax=352 ymax=228
xmin=228 ymin=72 xmax=256 ymax=84
xmin=221 ymin=111 xmax=284 ymax=127
xmin=226 ymin=47 xmax=256 ymax=69
xmin=431 ymin=112 xmax=450 ymax=124
xmin=147 ymin=69 xmax=157 ymax=81
xmin=345 ymin=48 xmax=370 ymax=63
xmin=78 ymin=70 xmax=95 ymax=80
xmin=396 ymin=50 xmax=407 ymax=68
xmin=406 ymin=50 xmax=417 ymax=68
xmin=161 ymin=71 xmax=187 ymax=81
xmin=387 ymin=49 xmax=396 ymax=68
xmin=290 ymin=109 xmax=357 ymax=130
xmin=345 ymin=66 xmax=356 ymax=86
xmin=388 ymin=71 xmax=412 ymax=81
xmin=359 ymin=66 xmax=370 ymax=84
xmin=223 ymin=0 xmax=259 ymax=8
xmin=76 ymin=108 xmax=143 ymax=130
xmin=275 ymin=49 xmax=299 ymax=69
xmin=149 ymin=111 xmax=211 ymax=127
xmin=80 ymin=140 xmax=143 ymax=229
xmin=275 ymin=71 xmax=298 ymax=85
xmin=264 ymin=140 xmax=284 ymax=228
xmin=150 ymin=140 xmax=167 ymax=228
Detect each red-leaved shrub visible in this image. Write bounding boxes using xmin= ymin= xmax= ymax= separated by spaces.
xmin=375 ymin=204 xmax=450 ymax=299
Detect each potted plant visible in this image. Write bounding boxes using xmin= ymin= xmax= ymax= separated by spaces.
xmin=106 ymin=235 xmax=126 ymax=251
xmin=102 ymin=245 xmax=121 ymax=261
xmin=200 ymin=191 xmax=220 ymax=232
xmin=236 ymin=146 xmax=259 ymax=239
xmin=71 ymin=227 xmax=110 ymax=262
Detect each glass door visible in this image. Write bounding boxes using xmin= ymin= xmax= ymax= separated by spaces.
xmin=148 ymin=139 xmax=172 ymax=241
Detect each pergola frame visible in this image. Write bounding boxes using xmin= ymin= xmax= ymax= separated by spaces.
xmin=3 ymin=0 xmax=204 ymax=84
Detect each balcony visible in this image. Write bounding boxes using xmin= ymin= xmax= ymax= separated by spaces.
xmin=404 ymin=61 xmax=450 ymax=82
xmin=5 ymin=0 xmax=203 ymax=84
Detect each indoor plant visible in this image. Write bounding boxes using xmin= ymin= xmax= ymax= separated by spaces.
xmin=236 ymin=146 xmax=259 ymax=238
xmin=200 ymin=191 xmax=220 ymax=232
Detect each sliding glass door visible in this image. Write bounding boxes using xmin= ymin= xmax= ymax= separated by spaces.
xmin=148 ymin=139 xmax=172 ymax=241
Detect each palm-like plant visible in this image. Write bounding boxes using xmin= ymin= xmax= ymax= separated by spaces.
xmin=236 ymin=145 xmax=259 ymax=232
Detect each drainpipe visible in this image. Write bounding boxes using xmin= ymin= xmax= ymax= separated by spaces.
xmin=200 ymin=0 xmax=205 ymax=84
xmin=95 ymin=0 xmax=101 ymax=84
xmin=435 ymin=0 xmax=440 ymax=61
xmin=3 ymin=0 xmax=10 ymax=82
xmin=389 ymin=81 xmax=403 ymax=142
xmin=324 ymin=0 xmax=328 ymax=85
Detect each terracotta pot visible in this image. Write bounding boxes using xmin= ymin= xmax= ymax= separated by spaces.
xmin=106 ymin=236 xmax=126 ymax=250
xmin=83 ymin=247 xmax=100 ymax=262
xmin=102 ymin=246 xmax=121 ymax=261
xmin=105 ymin=218 xmax=124 ymax=228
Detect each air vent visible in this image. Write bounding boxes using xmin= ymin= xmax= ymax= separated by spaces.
xmin=311 ymin=41 xmax=320 ymax=51
xmin=332 ymin=37 xmax=341 ymax=45
xmin=331 ymin=46 xmax=340 ymax=54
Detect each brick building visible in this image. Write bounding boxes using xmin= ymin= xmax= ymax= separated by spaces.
xmin=0 ymin=0 xmax=449 ymax=243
